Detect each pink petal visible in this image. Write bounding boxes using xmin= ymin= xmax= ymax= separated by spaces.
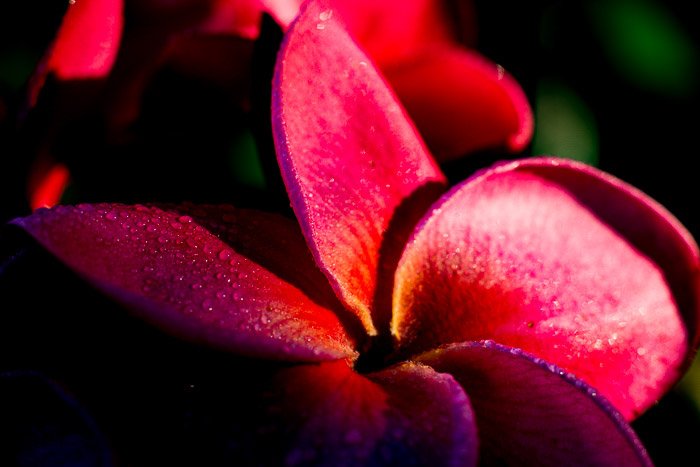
xmin=383 ymin=47 xmax=533 ymax=160
xmin=12 ymin=204 xmax=356 ymax=361
xmin=418 ymin=341 xmax=652 ymax=466
xmin=272 ymin=0 xmax=446 ymax=334
xmin=45 ymin=0 xmax=123 ymax=80
xmin=246 ymin=360 xmax=477 ymax=465
xmin=393 ymin=157 xmax=699 ymax=419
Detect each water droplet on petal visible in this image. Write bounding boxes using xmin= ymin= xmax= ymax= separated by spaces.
xmin=218 ymin=249 xmax=232 ymax=261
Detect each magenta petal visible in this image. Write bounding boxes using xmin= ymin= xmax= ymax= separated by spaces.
xmin=393 ymin=157 xmax=699 ymax=419
xmin=12 ymin=204 xmax=356 ymax=361
xmin=45 ymin=0 xmax=123 ymax=80
xmin=252 ymin=360 xmax=477 ymax=466
xmin=331 ymin=0 xmax=455 ymax=67
xmin=418 ymin=341 xmax=652 ymax=466
xmin=273 ymin=0 xmax=446 ymax=334
xmin=384 ymin=47 xmax=533 ymax=160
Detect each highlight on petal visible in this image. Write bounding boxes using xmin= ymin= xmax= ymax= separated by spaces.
xmin=273 ymin=0 xmax=446 ymax=335
xmin=12 ymin=204 xmax=356 ymax=362
xmin=28 ymin=162 xmax=71 ymax=211
xmin=384 ymin=47 xmax=533 ymax=160
xmin=239 ymin=360 xmax=477 ymax=466
xmin=46 ymin=0 xmax=123 ymax=79
xmin=260 ymin=0 xmax=302 ymax=29
xmin=393 ymin=157 xmax=699 ymax=419
xmin=418 ymin=341 xmax=652 ymax=466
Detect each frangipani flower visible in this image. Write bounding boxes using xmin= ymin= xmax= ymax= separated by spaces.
xmin=7 ymin=0 xmax=700 ymax=465
xmin=23 ymin=0 xmax=531 ymax=212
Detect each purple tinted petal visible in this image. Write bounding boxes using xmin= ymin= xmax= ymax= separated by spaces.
xmin=12 ymin=203 xmax=356 ymax=361
xmin=418 ymin=341 xmax=652 ymax=466
xmin=242 ymin=360 xmax=477 ymax=466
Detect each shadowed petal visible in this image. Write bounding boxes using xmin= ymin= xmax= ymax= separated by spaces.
xmin=273 ymin=0 xmax=446 ymax=334
xmin=393 ymin=157 xmax=699 ymax=419
xmin=12 ymin=203 xmax=356 ymax=361
xmin=418 ymin=341 xmax=652 ymax=466
xmin=384 ymin=47 xmax=533 ymax=159
xmin=0 ymin=371 xmax=113 ymax=467
xmin=237 ymin=360 xmax=477 ymax=466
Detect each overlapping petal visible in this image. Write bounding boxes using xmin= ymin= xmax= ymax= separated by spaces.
xmin=239 ymin=360 xmax=477 ymax=466
xmin=418 ymin=341 xmax=652 ymax=466
xmin=12 ymin=203 xmax=356 ymax=361
xmin=383 ymin=47 xmax=533 ymax=159
xmin=393 ymin=157 xmax=700 ymax=419
xmin=266 ymin=0 xmax=532 ymax=161
xmin=272 ymin=0 xmax=446 ymax=334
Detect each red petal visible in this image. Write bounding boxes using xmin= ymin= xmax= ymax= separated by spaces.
xmin=273 ymin=0 xmax=446 ymax=334
xmin=247 ymin=360 xmax=477 ymax=465
xmin=46 ymin=0 xmax=123 ymax=79
xmin=384 ymin=47 xmax=533 ymax=160
xmin=393 ymin=157 xmax=698 ymax=419
xmin=332 ymin=0 xmax=456 ymax=67
xmin=12 ymin=204 xmax=356 ymax=361
xmin=28 ymin=163 xmax=70 ymax=211
xmin=418 ymin=341 xmax=652 ymax=466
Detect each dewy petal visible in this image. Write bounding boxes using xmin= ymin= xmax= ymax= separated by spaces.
xmin=45 ymin=0 xmax=123 ymax=80
xmin=393 ymin=157 xmax=699 ymax=420
xmin=11 ymin=204 xmax=356 ymax=362
xmin=384 ymin=47 xmax=533 ymax=160
xmin=273 ymin=0 xmax=446 ymax=335
xmin=418 ymin=342 xmax=652 ymax=466
xmin=239 ymin=360 xmax=477 ymax=466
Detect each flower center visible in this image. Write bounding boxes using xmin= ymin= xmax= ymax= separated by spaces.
xmin=354 ymin=334 xmax=397 ymax=373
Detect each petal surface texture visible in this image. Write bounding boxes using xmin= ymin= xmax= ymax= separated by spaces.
xmin=273 ymin=0 xmax=445 ymax=334
xmin=393 ymin=157 xmax=698 ymax=419
xmin=418 ymin=342 xmax=652 ymax=466
xmin=250 ymin=360 xmax=477 ymax=466
xmin=13 ymin=204 xmax=355 ymax=361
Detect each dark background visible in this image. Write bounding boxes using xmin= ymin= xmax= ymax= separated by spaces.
xmin=1 ymin=0 xmax=699 ymax=465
